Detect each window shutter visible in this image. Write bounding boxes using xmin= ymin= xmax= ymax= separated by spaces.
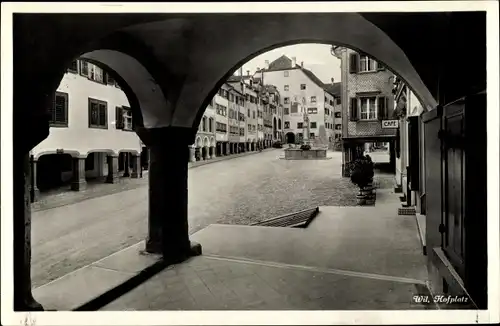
xmin=349 ymin=53 xmax=359 ymax=74
xmin=80 ymin=61 xmax=89 ymax=77
xmin=349 ymin=97 xmax=358 ymax=121
xmin=377 ymin=96 xmax=387 ymax=120
xmin=116 ymin=106 xmax=124 ymax=129
xmin=98 ymin=103 xmax=107 ymax=126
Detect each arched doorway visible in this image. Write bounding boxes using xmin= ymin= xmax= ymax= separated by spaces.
xmin=286 ymin=132 xmax=295 ymax=144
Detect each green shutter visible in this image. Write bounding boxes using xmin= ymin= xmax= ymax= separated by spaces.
xmin=349 ymin=97 xmax=358 ymax=121
xmin=378 ymin=96 xmax=387 ymax=120
xmin=349 ymin=53 xmax=359 ymax=74
xmin=116 ymin=106 xmax=124 ymax=129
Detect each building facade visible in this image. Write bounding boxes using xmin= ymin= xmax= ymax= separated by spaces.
xmin=30 ymin=59 xmax=143 ymax=200
xmin=333 ymin=47 xmax=396 ymax=175
xmin=257 ymin=56 xmax=337 ymax=148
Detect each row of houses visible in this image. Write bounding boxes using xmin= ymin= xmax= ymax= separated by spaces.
xmin=30 ymin=56 xmax=344 ymax=199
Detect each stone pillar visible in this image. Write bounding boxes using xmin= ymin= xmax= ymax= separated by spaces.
xmin=211 ymin=146 xmax=216 ymax=159
xmin=195 ymin=147 xmax=201 ymax=161
xmin=131 ymin=154 xmax=141 ymax=178
xmin=123 ymin=153 xmax=130 ymax=177
xmin=189 ymin=146 xmax=196 ymax=162
xmin=29 ymin=156 xmax=40 ymax=203
xmin=71 ymin=156 xmax=87 ymax=191
xmin=225 ymin=142 xmax=230 ymax=155
xmin=140 ymin=127 xmax=202 ymax=262
xmin=204 ymin=147 xmax=209 ymax=160
xmin=106 ymin=155 xmax=119 ymax=184
xmin=14 ymin=152 xmax=44 ymax=311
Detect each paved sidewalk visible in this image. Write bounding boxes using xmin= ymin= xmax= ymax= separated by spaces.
xmin=32 ymin=149 xmax=275 ymax=212
xmin=33 ymin=184 xmax=437 ymax=311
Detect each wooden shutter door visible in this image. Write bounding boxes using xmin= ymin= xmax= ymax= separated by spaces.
xmin=349 ymin=53 xmax=359 ymax=74
xmin=378 ymin=96 xmax=386 ymax=120
xmin=349 ymin=97 xmax=358 ymax=121
xmin=116 ymin=106 xmax=124 ymax=129
xmin=408 ymin=116 xmax=420 ymax=191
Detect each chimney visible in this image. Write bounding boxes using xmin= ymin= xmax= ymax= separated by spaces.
xmin=292 ymin=57 xmax=297 ymax=67
xmin=301 ymin=61 xmax=304 ymax=68
xmin=247 ymin=70 xmax=250 ymax=76
xmin=264 ymin=60 xmax=269 ymax=69
xmin=331 ymin=78 xmax=334 ymax=83
xmin=239 ymin=67 xmax=243 ymax=76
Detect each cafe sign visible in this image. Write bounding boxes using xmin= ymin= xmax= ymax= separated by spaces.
xmin=381 ymin=120 xmax=399 ymax=129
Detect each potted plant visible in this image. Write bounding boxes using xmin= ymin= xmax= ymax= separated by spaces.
xmin=349 ymin=155 xmax=375 ymax=205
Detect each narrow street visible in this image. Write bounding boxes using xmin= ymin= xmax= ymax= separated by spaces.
xmin=32 ymin=150 xmax=378 ymax=288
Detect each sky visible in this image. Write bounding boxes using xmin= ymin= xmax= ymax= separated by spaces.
xmin=239 ymin=43 xmax=342 ymax=84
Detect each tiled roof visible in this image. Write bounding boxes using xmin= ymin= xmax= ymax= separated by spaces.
xmin=323 ymin=82 xmax=342 ymax=97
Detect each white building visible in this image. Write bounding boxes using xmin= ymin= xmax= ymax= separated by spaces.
xmin=256 ymin=55 xmax=337 ymax=147
xmin=30 ymin=59 xmax=142 ymax=199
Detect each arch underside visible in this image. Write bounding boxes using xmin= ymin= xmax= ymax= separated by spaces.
xmin=17 ymin=13 xmax=451 ymax=138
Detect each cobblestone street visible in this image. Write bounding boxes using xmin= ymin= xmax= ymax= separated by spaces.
xmin=32 ymin=150 xmax=372 ymax=288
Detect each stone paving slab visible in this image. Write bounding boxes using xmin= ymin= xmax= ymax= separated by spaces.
xmin=191 ymin=206 xmax=427 ymax=281
xmin=33 ymin=241 xmax=162 ymax=311
xmin=101 ymin=255 xmax=434 ymax=310
xmin=33 ymin=265 xmax=134 ymax=311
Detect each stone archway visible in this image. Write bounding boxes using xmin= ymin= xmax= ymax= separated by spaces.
xmin=286 ymin=132 xmax=296 ymax=144
xmin=203 ymin=137 xmax=210 ymax=160
xmin=11 ymin=10 xmax=488 ymax=311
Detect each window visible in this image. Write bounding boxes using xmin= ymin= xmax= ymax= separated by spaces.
xmin=325 ymin=108 xmax=330 ymax=115
xmin=297 ymin=122 xmax=303 ymax=129
xmin=335 ymin=124 xmax=342 ymax=130
xmin=248 ymin=109 xmax=251 ymax=117
xmin=68 ymin=60 xmax=78 ymax=73
xmin=300 ymin=84 xmax=306 ymax=90
xmin=310 ymin=122 xmax=317 ymax=129
xmin=90 ymin=64 xmax=105 ymax=83
xmin=284 ymin=121 xmax=290 ymax=129
xmin=336 ymin=98 xmax=341 ymax=105
xmin=216 ymin=122 xmax=227 ymax=133
xmin=284 ymin=85 xmax=289 ymax=91
xmin=284 ymin=107 xmax=289 ymax=115
xmin=209 ymin=118 xmax=214 ymax=132
xmin=253 ymin=111 xmax=256 ymax=119
xmin=325 ymin=96 xmax=328 ymax=103
xmin=88 ymin=98 xmax=108 ymax=128
xmin=307 ymin=107 xmax=318 ymax=114
xmin=335 ymin=112 xmax=342 ymax=118
xmin=116 ymin=106 xmax=133 ymax=131
xmin=202 ymin=117 xmax=207 ymax=132
xmin=50 ymin=92 xmax=69 ymax=127
xmin=360 ymin=97 xmax=377 ymax=120
xmin=310 ymin=133 xmax=315 ymax=139
xmin=310 ymin=96 xmax=316 ymax=103
xmin=284 ymin=97 xmax=290 ymax=104
xmin=359 ymin=55 xmax=377 ymax=72
xmin=284 ymin=71 xmax=289 ymax=77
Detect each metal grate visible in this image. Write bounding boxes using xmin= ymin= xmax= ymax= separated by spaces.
xmin=251 ymin=207 xmax=320 ymax=228
xmin=398 ymin=207 xmax=416 ymax=216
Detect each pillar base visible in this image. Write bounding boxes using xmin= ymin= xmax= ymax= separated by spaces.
xmin=144 ymin=240 xmax=202 ymax=262
xmin=71 ymin=180 xmax=87 ymax=191
xmin=131 ymin=172 xmax=139 ymax=178
xmin=106 ymin=174 xmax=119 ymax=184
xmin=30 ymin=186 xmax=40 ymax=203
